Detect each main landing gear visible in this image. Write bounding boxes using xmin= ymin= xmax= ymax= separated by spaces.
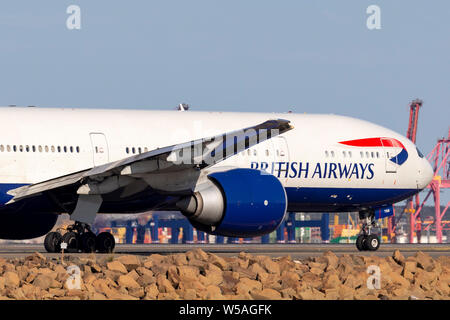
xmin=356 ymin=209 xmax=381 ymax=251
xmin=44 ymin=221 xmax=115 ymax=253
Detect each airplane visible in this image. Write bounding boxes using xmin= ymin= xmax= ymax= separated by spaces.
xmin=0 ymin=106 xmax=433 ymax=253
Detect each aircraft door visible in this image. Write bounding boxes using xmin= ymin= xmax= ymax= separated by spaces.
xmin=380 ymin=138 xmax=397 ymax=173
xmin=90 ymin=133 xmax=109 ymax=166
xmin=271 ymin=136 xmax=290 ymax=182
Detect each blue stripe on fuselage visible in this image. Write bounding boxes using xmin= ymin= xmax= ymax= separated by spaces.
xmin=0 ymin=183 xmax=28 ymax=205
xmin=285 ymin=187 xmax=417 ymax=212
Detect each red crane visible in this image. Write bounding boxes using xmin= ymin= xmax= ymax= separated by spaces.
xmin=388 ymin=99 xmax=450 ymax=243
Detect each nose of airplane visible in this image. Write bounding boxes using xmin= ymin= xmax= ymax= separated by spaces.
xmin=417 ymin=159 xmax=434 ymax=190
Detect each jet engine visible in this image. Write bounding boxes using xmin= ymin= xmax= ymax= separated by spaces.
xmin=176 ymin=168 xmax=287 ymax=238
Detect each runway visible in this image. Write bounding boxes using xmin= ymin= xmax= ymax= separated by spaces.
xmin=0 ymin=243 xmax=448 ymax=259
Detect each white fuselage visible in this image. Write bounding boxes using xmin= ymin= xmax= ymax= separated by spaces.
xmin=0 ymin=107 xmax=433 ymax=212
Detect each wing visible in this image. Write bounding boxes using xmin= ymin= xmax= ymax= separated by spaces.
xmin=7 ymin=119 xmax=293 ymax=204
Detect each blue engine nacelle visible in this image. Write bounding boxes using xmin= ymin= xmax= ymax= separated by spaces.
xmin=176 ymin=168 xmax=287 ymax=238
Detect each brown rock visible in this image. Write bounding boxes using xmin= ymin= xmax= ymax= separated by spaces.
xmin=117 ymin=255 xmax=141 ymax=271
xmin=0 ymin=277 xmax=6 ymax=290
xmin=49 ymin=288 xmax=66 ymax=297
xmin=251 ymin=288 xmax=282 ymax=300
xmin=387 ymin=271 xmax=410 ymax=288
xmin=179 ymin=288 xmax=197 ymax=300
xmin=107 ymin=261 xmax=128 ymax=274
xmin=209 ymin=254 xmax=228 ymax=270
xmin=178 ymin=266 xmax=199 ymax=282
xmin=202 ymin=285 xmax=223 ymax=300
xmin=280 ymin=287 xmax=297 ymax=299
xmin=323 ymin=272 xmax=341 ymax=289
xmin=393 ymin=250 xmax=405 ymax=265
xmin=343 ymin=273 xmax=365 ymax=289
xmin=118 ymin=274 xmax=140 ymax=289
xmin=33 ymin=274 xmax=53 ymax=290
xmin=261 ymin=258 xmax=280 ymax=275
xmin=90 ymin=292 xmax=107 ymax=300
xmin=301 ymin=272 xmax=322 ymax=289
xmin=404 ymin=260 xmax=418 ymax=274
xmin=324 ymin=288 xmax=340 ymax=300
xmin=231 ymin=265 xmax=257 ymax=280
xmin=84 ymin=273 xmax=97 ymax=286
xmin=204 ymin=269 xmax=223 ymax=286
xmin=136 ymin=267 xmax=154 ymax=278
xmin=297 ymin=286 xmax=325 ymax=300
xmin=137 ymin=274 xmax=156 ymax=287
xmin=235 ymin=277 xmax=262 ymax=294
xmin=415 ymin=252 xmax=435 ymax=271
xmin=157 ymin=292 xmax=180 ymax=300
xmin=4 ymin=272 xmax=20 ymax=288
xmin=129 ymin=287 xmax=145 ymax=298
xmin=191 ymin=249 xmax=209 ymax=261
xmin=280 ymin=271 xmax=300 ymax=289
xmin=4 ymin=263 xmax=15 ymax=272
xmin=91 ymin=263 xmax=103 ymax=273
xmin=144 ymin=283 xmax=159 ymax=300
xmin=173 ymin=254 xmax=188 ymax=266
xmin=156 ymin=274 xmax=175 ymax=293
xmin=338 ymin=285 xmax=354 ymax=300
xmin=323 ymin=251 xmax=339 ymax=270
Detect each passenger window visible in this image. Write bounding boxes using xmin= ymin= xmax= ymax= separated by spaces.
xmin=0 ymin=145 xmax=3 ymax=152
xmin=331 ymin=151 xmax=335 ymax=157
xmin=325 ymin=151 xmax=329 ymax=157
xmin=366 ymin=151 xmax=369 ymax=158
xmin=348 ymin=151 xmax=352 ymax=158
xmin=13 ymin=145 xmax=17 ymax=152
xmin=26 ymin=145 xmax=30 ymax=152
xmin=7 ymin=145 xmax=11 ymax=152
xmin=64 ymin=146 xmax=67 ymax=153
xmin=144 ymin=147 xmax=148 ymax=152
xmin=138 ymin=147 xmax=142 ymax=154
xmin=45 ymin=146 xmax=49 ymax=153
xmin=132 ymin=147 xmax=135 ymax=154
xmin=76 ymin=146 xmax=80 ymax=153
xmin=376 ymin=152 xmax=379 ymax=158
xmin=253 ymin=149 xmax=257 ymax=156
xmin=126 ymin=147 xmax=129 ymax=154
xmin=51 ymin=146 xmax=55 ymax=152
xmin=265 ymin=150 xmax=269 ymax=156
xmin=32 ymin=146 xmax=36 ymax=152
xmin=19 ymin=145 xmax=23 ymax=152
xmin=57 ymin=146 xmax=61 ymax=153
xmin=70 ymin=146 xmax=73 ymax=153
xmin=343 ymin=151 xmax=346 ymax=158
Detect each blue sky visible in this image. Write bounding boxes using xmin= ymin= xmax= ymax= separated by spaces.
xmin=0 ymin=1 xmax=448 ymax=203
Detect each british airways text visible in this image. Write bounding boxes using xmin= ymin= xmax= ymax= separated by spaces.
xmin=251 ymin=162 xmax=375 ymax=180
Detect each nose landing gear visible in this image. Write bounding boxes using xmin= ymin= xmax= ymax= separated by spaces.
xmin=44 ymin=221 xmax=115 ymax=253
xmin=356 ymin=209 xmax=381 ymax=251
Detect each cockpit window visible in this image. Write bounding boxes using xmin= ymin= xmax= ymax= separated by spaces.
xmin=416 ymin=147 xmax=424 ymax=158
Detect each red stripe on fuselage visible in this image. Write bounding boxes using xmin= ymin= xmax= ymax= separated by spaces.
xmin=339 ymin=137 xmax=405 ymax=149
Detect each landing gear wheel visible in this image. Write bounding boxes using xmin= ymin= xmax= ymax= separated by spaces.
xmin=44 ymin=232 xmax=62 ymax=253
xmin=80 ymin=232 xmax=97 ymax=253
xmin=356 ymin=235 xmax=366 ymax=251
xmin=96 ymin=232 xmax=115 ymax=253
xmin=365 ymin=234 xmax=380 ymax=251
xmin=62 ymin=231 xmax=79 ymax=253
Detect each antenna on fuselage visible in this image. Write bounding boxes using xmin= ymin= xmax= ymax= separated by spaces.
xmin=177 ymin=103 xmax=189 ymax=111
